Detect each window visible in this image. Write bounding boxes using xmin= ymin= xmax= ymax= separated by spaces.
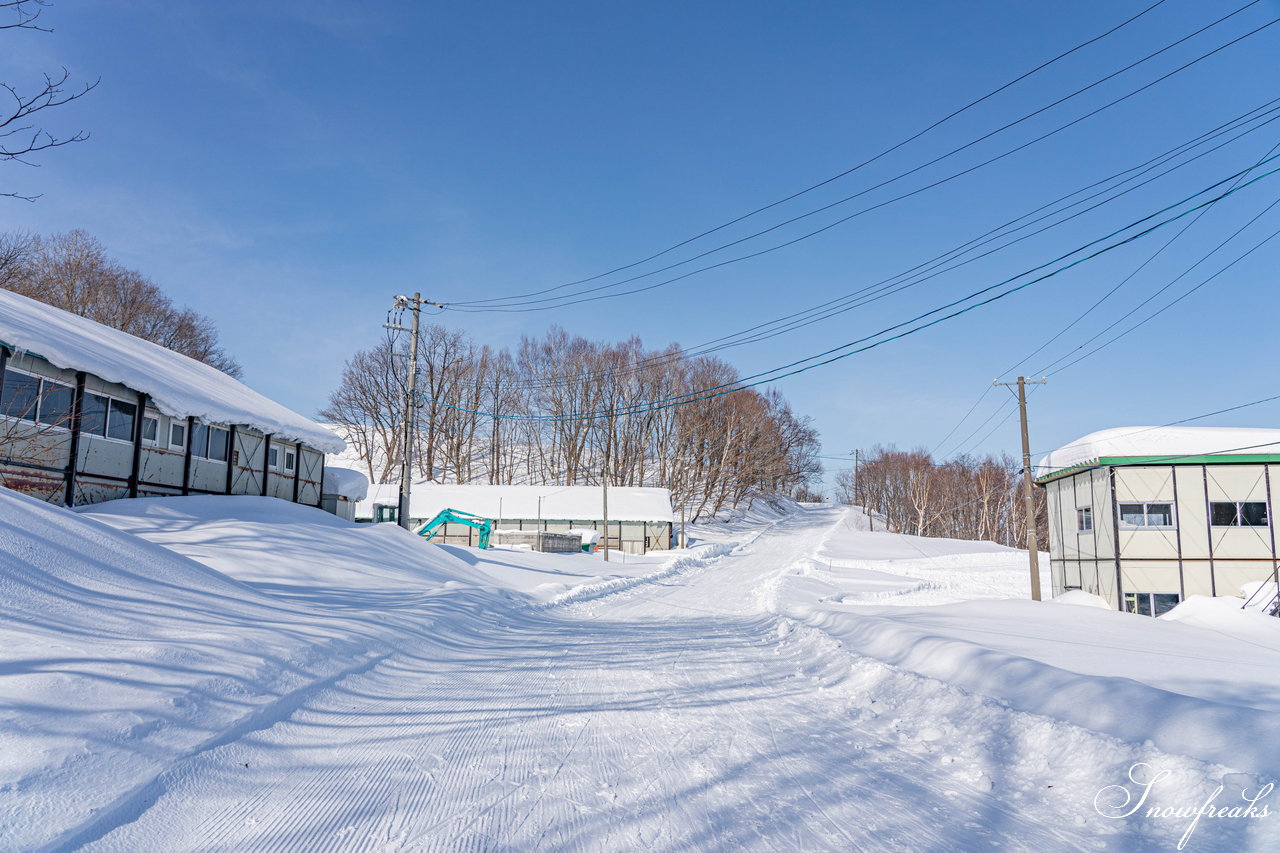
xmin=1 ymin=369 xmax=39 ymax=421
xmin=284 ymin=450 xmax=296 ymax=472
xmin=1209 ymin=501 xmax=1268 ymax=527
xmin=106 ymin=398 xmax=136 ymax=442
xmin=186 ymin=422 xmax=229 ymax=461
xmin=268 ymin=446 xmax=279 ymax=469
xmin=141 ymin=416 xmax=159 ymax=444
xmin=1118 ymin=502 xmax=1174 ymax=528
xmin=207 ymin=427 xmax=229 ymax=462
xmin=374 ymin=504 xmax=398 ymax=524
xmin=1077 ymin=507 xmax=1093 ymax=532
xmin=191 ymin=422 xmax=208 ymax=457
xmin=170 ymin=422 xmax=187 ymax=450
xmin=36 ymin=381 xmax=74 ymax=426
xmin=80 ymin=393 xmax=109 ymax=437
xmin=1124 ymin=592 xmax=1181 ymax=617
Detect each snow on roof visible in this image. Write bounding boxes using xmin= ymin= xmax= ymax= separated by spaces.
xmin=0 ymin=288 xmax=343 ymax=453
xmin=1038 ymin=426 xmax=1280 ymax=477
xmin=357 ymin=483 xmax=674 ymax=522
xmin=322 ymin=466 xmax=369 ymax=501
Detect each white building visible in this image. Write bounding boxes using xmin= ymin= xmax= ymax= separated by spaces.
xmin=1037 ymin=426 xmax=1280 ymax=615
xmin=0 ymin=288 xmax=351 ymax=509
xmin=358 ymin=483 xmax=675 ymax=554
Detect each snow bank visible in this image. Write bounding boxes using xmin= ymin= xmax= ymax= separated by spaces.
xmin=1050 ymin=589 xmax=1112 ymax=609
xmin=0 ymin=288 xmax=342 ymax=453
xmin=358 ymin=482 xmax=674 ymax=522
xmin=321 ymin=465 xmax=368 ymax=501
xmin=1038 ymin=425 xmax=1280 ymax=475
xmin=771 ymin=510 xmax=1280 ymax=777
xmin=781 ymin=598 xmax=1280 ymax=776
xmin=0 ymin=490 xmax=383 ymax=850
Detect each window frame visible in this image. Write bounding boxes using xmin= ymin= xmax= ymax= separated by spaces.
xmin=104 ymin=398 xmax=138 ymax=443
xmin=205 ymin=426 xmax=229 ymax=463
xmin=188 ymin=421 xmax=230 ymax=463
xmin=0 ymin=366 xmax=78 ymax=428
xmin=1208 ymin=500 xmax=1269 ymax=528
xmin=169 ymin=421 xmax=187 ymax=451
xmin=1076 ymin=506 xmax=1093 ymax=532
xmin=284 ymin=449 xmax=296 ymax=472
xmin=1124 ymin=591 xmax=1182 ymax=617
xmin=1117 ymin=501 xmax=1177 ymax=530
xmin=140 ymin=414 xmax=160 ymax=446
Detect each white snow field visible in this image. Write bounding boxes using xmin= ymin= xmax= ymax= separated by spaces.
xmin=2 ymin=489 xmax=1276 ymax=851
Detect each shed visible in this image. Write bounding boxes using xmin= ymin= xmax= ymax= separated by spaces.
xmin=0 ymin=288 xmax=344 ymax=509
xmin=1037 ymin=426 xmax=1280 ymax=615
xmin=357 ymin=483 xmax=674 ymax=554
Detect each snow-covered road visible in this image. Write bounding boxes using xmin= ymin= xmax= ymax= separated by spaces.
xmin=74 ymin=505 xmax=1169 ymax=853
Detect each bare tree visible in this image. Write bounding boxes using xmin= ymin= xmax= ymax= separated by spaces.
xmin=2 ymin=1 xmax=97 ymax=200
xmin=846 ymin=445 xmax=1047 ymax=547
xmin=322 ymin=325 xmax=823 ymax=519
xmin=4 ymin=230 xmax=243 ymax=377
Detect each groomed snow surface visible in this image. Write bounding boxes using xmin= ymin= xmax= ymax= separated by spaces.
xmin=2 ymin=490 xmax=1276 ymax=851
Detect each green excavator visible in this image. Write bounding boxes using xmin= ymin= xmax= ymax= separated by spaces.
xmin=415 ymin=508 xmax=494 ymax=549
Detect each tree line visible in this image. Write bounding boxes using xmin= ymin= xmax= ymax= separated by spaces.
xmin=1 ymin=230 xmax=242 ymax=377
xmin=321 ymin=325 xmax=822 ymax=520
xmin=834 ymin=446 xmax=1047 ymax=548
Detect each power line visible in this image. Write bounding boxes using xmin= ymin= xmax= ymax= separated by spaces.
xmin=455 ymin=3 xmax=1275 ymax=313
xmin=426 ymin=152 xmax=1280 ymax=422
xmin=447 ymin=0 xmax=1176 ymax=310
xmin=1042 ymin=200 xmax=1280 ymax=376
xmin=461 ymin=97 xmax=1280 ymax=395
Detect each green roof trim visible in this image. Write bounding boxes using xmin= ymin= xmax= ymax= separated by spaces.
xmin=1035 ymin=453 xmax=1280 ymax=486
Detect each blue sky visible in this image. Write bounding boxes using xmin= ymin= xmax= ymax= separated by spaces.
xmin=4 ymin=0 xmax=1280 ymax=481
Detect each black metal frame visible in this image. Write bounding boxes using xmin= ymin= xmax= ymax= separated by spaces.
xmin=261 ymin=433 xmax=273 ymax=497
xmin=224 ymin=425 xmax=237 ymax=495
xmin=63 ymin=371 xmax=86 ymax=506
xmin=127 ymin=392 xmax=147 ymax=498
xmin=180 ymin=415 xmax=195 ymax=496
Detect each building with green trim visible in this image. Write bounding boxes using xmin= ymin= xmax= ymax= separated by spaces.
xmin=1037 ymin=426 xmax=1280 ymax=615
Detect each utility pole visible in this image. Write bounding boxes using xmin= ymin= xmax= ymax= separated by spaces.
xmin=601 ymin=443 xmax=610 ymax=562
xmin=384 ymin=292 xmax=441 ymax=531
xmin=854 ymin=448 xmax=871 ymax=531
xmin=995 ymin=376 xmax=1047 ymax=601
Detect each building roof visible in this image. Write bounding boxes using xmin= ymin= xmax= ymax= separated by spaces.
xmin=322 ymin=467 xmax=369 ymax=501
xmin=1037 ymin=426 xmax=1280 ymax=482
xmin=357 ymin=483 xmax=674 ymax=523
xmin=0 ymin=288 xmax=343 ymax=453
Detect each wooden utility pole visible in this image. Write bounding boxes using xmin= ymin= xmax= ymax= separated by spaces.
xmin=602 ymin=444 xmax=610 ymax=562
xmin=384 ymin=292 xmax=442 ymax=530
xmin=854 ymin=448 xmax=872 ymax=531
xmin=996 ymin=376 xmax=1047 ymax=601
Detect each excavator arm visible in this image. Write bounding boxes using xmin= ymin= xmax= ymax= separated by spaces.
xmin=415 ymin=508 xmax=493 ymax=549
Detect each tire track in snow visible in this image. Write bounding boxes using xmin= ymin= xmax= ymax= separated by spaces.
xmin=69 ymin=503 xmax=1237 ymax=852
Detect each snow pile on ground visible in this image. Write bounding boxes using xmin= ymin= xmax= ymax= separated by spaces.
xmin=321 ymin=466 xmax=368 ymax=501
xmin=0 ymin=491 xmax=392 ymax=851
xmin=4 ymin=491 xmax=1277 ymax=850
xmin=769 ymin=506 xmax=1280 ymax=779
xmin=0 ymin=288 xmax=342 ymax=452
